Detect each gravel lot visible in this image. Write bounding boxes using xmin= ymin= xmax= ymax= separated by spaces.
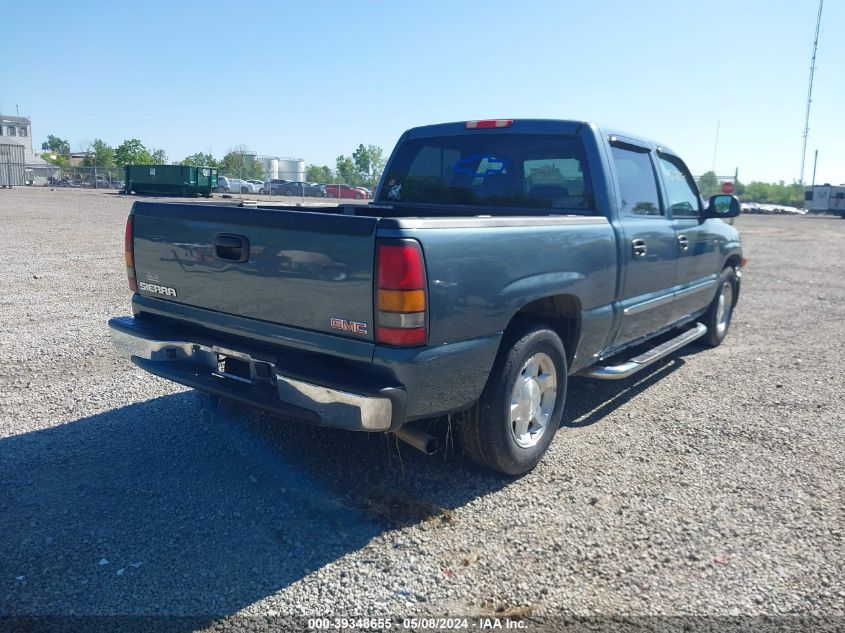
xmin=1 ymin=188 xmax=842 ymax=627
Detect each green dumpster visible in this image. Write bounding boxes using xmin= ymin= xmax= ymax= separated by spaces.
xmin=125 ymin=164 xmax=218 ymax=197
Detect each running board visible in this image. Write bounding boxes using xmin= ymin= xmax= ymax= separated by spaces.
xmin=578 ymin=323 xmax=708 ymax=380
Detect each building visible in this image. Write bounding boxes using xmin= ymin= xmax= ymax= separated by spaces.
xmin=69 ymin=151 xmax=94 ymax=166
xmin=0 ymin=114 xmax=57 ymax=185
xmin=0 ymin=114 xmax=32 ymax=143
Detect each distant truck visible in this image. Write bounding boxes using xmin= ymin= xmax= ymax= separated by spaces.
xmin=110 ymin=119 xmax=744 ymax=475
xmin=804 ymin=184 xmax=845 ymax=218
xmin=125 ymin=164 xmax=217 ymax=197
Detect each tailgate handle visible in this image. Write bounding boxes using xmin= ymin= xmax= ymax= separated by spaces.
xmin=214 ymin=234 xmax=249 ymax=262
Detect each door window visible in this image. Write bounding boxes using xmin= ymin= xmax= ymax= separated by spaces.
xmin=657 ymin=154 xmax=701 ymax=218
xmin=610 ymin=144 xmax=662 ymax=216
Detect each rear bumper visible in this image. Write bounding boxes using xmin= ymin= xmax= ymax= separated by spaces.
xmin=109 ymin=316 xmax=402 ymax=431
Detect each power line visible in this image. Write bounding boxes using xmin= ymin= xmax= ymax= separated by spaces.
xmin=800 ymin=0 xmax=824 ymax=185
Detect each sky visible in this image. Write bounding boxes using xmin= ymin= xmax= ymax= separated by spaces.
xmin=1 ymin=0 xmax=842 ymax=184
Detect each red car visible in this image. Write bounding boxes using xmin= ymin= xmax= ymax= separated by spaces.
xmin=325 ymin=184 xmax=367 ymax=199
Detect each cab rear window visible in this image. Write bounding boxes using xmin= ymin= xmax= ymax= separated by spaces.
xmin=379 ymin=134 xmax=595 ymax=213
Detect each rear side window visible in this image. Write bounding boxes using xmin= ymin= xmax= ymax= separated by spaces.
xmin=657 ymin=153 xmax=701 ymax=217
xmin=610 ymin=145 xmax=662 ymax=216
xmin=379 ymin=134 xmax=595 ymax=213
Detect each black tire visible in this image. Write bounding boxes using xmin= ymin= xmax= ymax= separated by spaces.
xmin=702 ymin=266 xmax=738 ymax=347
xmin=240 ymin=187 xmax=248 ymax=194
xmin=354 ymin=193 xmax=363 ymax=199
xmin=458 ymin=320 xmax=568 ymax=476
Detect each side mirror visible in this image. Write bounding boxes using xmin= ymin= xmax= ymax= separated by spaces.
xmin=703 ymin=194 xmax=741 ymax=220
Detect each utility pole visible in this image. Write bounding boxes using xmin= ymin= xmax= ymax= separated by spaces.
xmin=811 ymin=149 xmax=818 ymax=188
xmin=800 ymin=0 xmax=824 ymax=184
xmin=711 ymin=121 xmax=720 ymax=174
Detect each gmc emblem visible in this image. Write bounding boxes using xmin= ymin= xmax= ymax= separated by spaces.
xmin=330 ymin=318 xmax=368 ymax=335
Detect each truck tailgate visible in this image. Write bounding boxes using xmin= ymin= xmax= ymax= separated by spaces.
xmin=130 ymin=202 xmax=377 ymax=340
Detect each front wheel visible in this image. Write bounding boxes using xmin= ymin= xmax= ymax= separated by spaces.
xmin=702 ymin=266 xmax=738 ymax=347
xmin=458 ymin=321 xmax=567 ymax=475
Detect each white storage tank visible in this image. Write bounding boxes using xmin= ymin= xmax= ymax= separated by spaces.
xmin=262 ymin=157 xmax=279 ymax=180
xmin=277 ymin=158 xmax=305 ymax=182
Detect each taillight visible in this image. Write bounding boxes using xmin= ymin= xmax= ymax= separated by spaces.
xmin=124 ymin=214 xmax=137 ymax=292
xmin=376 ymin=240 xmax=427 ymax=347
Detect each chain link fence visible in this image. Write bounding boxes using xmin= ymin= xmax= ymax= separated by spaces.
xmin=47 ymin=166 xmax=125 ymax=189
xmin=33 ymin=164 xmax=740 ymax=205
xmin=41 ymin=165 xmax=375 ymax=202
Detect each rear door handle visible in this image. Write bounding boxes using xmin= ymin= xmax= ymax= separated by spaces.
xmin=214 ymin=233 xmax=250 ymax=262
xmin=632 ymin=239 xmax=647 ymax=257
xmin=677 ymin=235 xmax=689 ymax=251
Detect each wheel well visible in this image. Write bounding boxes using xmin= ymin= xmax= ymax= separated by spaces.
xmin=506 ymin=295 xmax=580 ymax=367
xmin=723 ymin=255 xmax=742 ymax=305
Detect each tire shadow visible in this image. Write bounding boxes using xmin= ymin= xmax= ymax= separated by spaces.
xmin=564 ymin=356 xmax=686 ymax=428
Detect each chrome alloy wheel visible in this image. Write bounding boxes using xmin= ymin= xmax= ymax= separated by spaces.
xmin=715 ymin=279 xmax=734 ymax=335
xmin=509 ymin=352 xmax=557 ymax=449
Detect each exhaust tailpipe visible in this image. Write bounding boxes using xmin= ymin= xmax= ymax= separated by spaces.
xmin=393 ymin=426 xmax=439 ymax=455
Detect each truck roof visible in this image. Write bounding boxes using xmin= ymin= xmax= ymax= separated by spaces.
xmin=404 ymin=119 xmax=678 ymax=157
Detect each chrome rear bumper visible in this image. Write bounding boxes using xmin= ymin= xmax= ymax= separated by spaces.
xmin=109 ymin=316 xmax=397 ymax=431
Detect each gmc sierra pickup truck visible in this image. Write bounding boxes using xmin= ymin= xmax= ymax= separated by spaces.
xmin=109 ymin=119 xmax=744 ymax=475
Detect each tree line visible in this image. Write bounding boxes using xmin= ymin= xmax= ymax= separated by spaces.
xmin=41 ymin=135 xmax=166 ymax=169
xmin=40 ymin=134 xmax=386 ymax=187
xmin=697 ymin=171 xmax=804 ymax=208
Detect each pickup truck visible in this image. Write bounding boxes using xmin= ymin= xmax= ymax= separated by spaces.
xmin=109 ymin=119 xmax=744 ymax=475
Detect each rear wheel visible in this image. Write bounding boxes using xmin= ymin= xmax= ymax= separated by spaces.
xmin=240 ymin=186 xmax=248 ymax=194
xmin=702 ymin=266 xmax=737 ymax=347
xmin=458 ymin=321 xmax=567 ymax=475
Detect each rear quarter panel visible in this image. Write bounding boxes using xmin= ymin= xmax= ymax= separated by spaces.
xmin=378 ymin=217 xmax=618 ymax=363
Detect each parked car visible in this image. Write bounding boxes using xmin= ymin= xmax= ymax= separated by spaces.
xmin=353 ymin=187 xmax=372 ymax=199
xmin=110 ymin=118 xmax=744 ymax=475
xmin=228 ymin=178 xmax=258 ymax=194
xmin=276 ymin=181 xmax=328 ymax=197
xmin=325 ymin=184 xmax=366 ymax=199
xmin=262 ymin=179 xmax=290 ymax=195
xmin=214 ymin=176 xmax=231 ymax=193
xmin=247 ymin=179 xmax=265 ymax=191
